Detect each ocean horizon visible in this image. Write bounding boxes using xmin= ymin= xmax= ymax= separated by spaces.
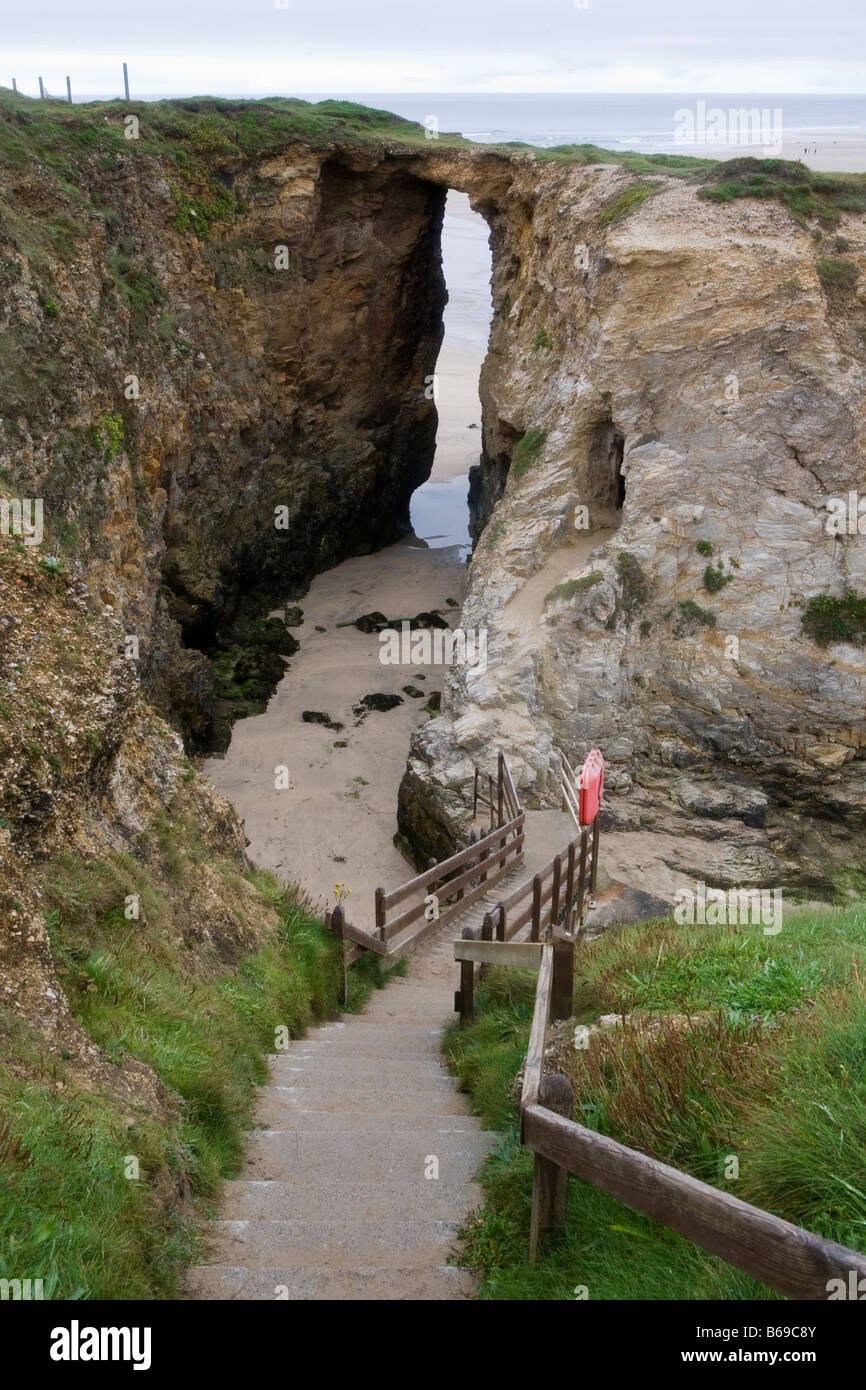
xmin=35 ymin=90 xmax=866 ymax=153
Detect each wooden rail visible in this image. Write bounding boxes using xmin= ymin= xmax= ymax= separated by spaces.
xmin=522 ymin=1099 xmax=866 ymax=1297
xmin=510 ymin=920 xmax=866 ymax=1294
xmin=324 ymin=753 xmax=525 ymax=993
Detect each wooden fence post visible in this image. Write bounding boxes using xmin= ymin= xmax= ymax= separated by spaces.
xmin=576 ymin=827 xmax=589 ymax=925
xmin=497 ymin=902 xmax=506 ymax=942
xmin=551 ymin=932 xmax=574 ymax=1021
xmin=549 ymin=854 xmax=562 ymax=931
xmin=497 ymin=751 xmax=504 ymax=827
xmin=331 ymin=903 xmax=347 ymax=1007
xmin=457 ymin=926 xmax=475 ymax=1025
xmin=529 ymin=1072 xmax=574 ymax=1264
xmin=478 ymin=837 xmax=489 ymax=886
xmin=480 ymin=912 xmax=494 ymax=983
xmin=374 ymin=886 xmax=386 ymax=942
xmin=564 ymin=842 xmax=576 ymax=921
xmin=530 ymin=875 xmax=542 ymax=942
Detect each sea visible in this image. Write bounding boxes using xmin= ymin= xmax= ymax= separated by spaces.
xmin=68 ymin=91 xmax=866 ymax=153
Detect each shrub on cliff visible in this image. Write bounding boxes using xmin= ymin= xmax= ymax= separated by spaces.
xmin=699 ymin=158 xmax=866 ymax=227
xmin=802 ymin=591 xmax=866 ymax=646
xmin=614 ymin=551 xmax=652 ymax=620
xmin=816 ymin=257 xmax=860 ymax=294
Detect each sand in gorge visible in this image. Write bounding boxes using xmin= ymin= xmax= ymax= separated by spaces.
xmin=204 ymin=193 xmax=491 ymax=923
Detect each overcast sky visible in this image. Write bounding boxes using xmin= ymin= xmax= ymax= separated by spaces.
xmin=3 ymin=0 xmax=864 ymax=97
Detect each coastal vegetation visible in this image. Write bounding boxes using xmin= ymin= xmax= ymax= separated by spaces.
xmin=444 ymin=903 xmax=866 ymax=1299
xmin=0 ymin=849 xmax=397 ymax=1299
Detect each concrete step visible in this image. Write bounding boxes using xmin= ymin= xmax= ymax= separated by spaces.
xmin=219 ymin=1178 xmax=483 ymax=1222
xmin=250 ymin=1104 xmax=481 ymax=1132
xmin=254 ymin=1085 xmax=471 ymax=1118
xmin=268 ymin=1056 xmax=455 ymax=1082
xmin=275 ymin=1035 xmax=442 ymax=1058
xmin=239 ymin=1128 xmax=495 ymax=1181
xmin=299 ymin=1023 xmax=444 ymax=1040
xmin=188 ymin=915 xmax=499 ymax=1302
xmin=204 ymin=1217 xmax=463 ymax=1269
xmin=186 ymin=1263 xmax=476 ymax=1301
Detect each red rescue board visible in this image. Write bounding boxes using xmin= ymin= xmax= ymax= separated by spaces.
xmin=578 ymin=749 xmax=605 ymax=826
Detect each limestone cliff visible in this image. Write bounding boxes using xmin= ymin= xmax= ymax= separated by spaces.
xmin=400 ymin=160 xmax=866 ymax=892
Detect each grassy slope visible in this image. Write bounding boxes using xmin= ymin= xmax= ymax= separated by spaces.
xmin=444 ymin=904 xmax=866 ymax=1300
xmin=0 ymin=842 xmax=399 ymax=1300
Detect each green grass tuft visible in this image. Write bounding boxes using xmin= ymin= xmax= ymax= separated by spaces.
xmin=511 ymin=428 xmax=547 ymax=480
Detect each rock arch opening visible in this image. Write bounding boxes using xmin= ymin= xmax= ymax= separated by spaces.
xmin=409 ymin=188 xmax=493 ymax=557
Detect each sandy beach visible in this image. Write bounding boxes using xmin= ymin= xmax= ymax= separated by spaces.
xmin=656 ymin=133 xmax=866 ymax=173
xmin=205 ymin=192 xmax=491 ymax=922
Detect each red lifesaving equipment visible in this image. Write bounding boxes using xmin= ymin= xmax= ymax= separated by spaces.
xmin=578 ymin=750 xmax=605 ymax=826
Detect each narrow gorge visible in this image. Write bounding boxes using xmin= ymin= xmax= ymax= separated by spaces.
xmin=2 ymin=95 xmax=866 ymax=1293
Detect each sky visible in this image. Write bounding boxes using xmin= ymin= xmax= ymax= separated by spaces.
xmin=2 ymin=0 xmax=864 ymax=98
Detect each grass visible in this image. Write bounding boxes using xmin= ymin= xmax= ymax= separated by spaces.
xmin=0 ymin=849 xmax=397 ymax=1299
xmin=545 ymin=571 xmax=604 ymax=605
xmin=600 ymin=181 xmax=663 ymax=226
xmin=802 ymin=591 xmax=866 ymax=647
xmin=697 ymin=157 xmax=866 ymax=228
xmin=536 ymin=145 xmax=713 ymax=177
xmin=444 ymin=903 xmax=866 ymax=1299
xmin=511 ymin=428 xmax=547 ymax=481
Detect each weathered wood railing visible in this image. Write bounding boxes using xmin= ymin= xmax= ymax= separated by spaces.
xmin=324 ymin=752 xmax=525 ymax=993
xmin=473 ymin=750 xmax=520 ymax=829
xmin=375 ymin=811 xmax=525 ymax=953
xmin=514 ymin=946 xmax=866 ymax=1297
xmin=491 ymin=829 xmax=594 ymax=944
xmin=559 ymin=747 xmax=581 ymax=829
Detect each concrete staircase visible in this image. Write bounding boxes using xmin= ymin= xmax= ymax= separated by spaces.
xmin=187 ymin=925 xmax=497 ymax=1300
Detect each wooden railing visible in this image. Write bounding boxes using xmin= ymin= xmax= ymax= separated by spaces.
xmin=324 ymin=752 xmax=525 ymax=993
xmin=472 ymin=750 xmax=520 ymax=829
xmin=512 ymin=946 xmax=866 ymax=1296
xmin=375 ymin=812 xmax=525 ymax=953
xmin=559 ymin=747 xmax=581 ymax=830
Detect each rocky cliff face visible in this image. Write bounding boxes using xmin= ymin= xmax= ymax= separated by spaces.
xmin=399 ymin=161 xmax=866 ymax=892
xmin=2 ymin=95 xmax=866 ymax=1090
xmin=1 ymin=102 xmax=455 ymax=750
